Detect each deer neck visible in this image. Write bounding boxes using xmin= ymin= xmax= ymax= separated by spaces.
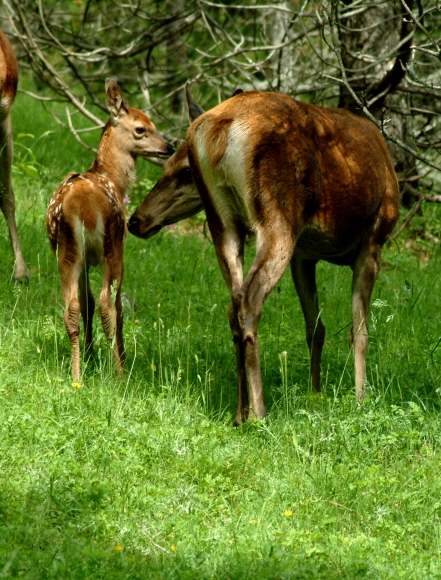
xmin=91 ymin=126 xmax=137 ymax=196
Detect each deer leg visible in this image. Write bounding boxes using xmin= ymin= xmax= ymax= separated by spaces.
xmin=60 ymin=262 xmax=82 ymax=380
xmin=0 ymin=117 xmax=28 ymax=282
xmin=291 ymin=256 xmax=325 ymax=392
xmin=236 ymin=229 xmax=296 ymax=420
xmin=98 ymin=256 xmax=125 ymax=374
xmin=211 ymin=226 xmax=247 ymax=424
xmin=226 ymin=240 xmax=247 ymax=424
xmin=114 ymin=281 xmax=125 ymax=371
xmin=79 ymin=266 xmax=95 ymax=357
xmin=112 ymin=244 xmax=125 ymax=371
xmin=351 ymin=242 xmax=381 ymax=403
xmin=229 ymin=299 xmax=248 ymax=424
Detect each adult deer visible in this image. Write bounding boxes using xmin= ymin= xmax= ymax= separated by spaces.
xmin=129 ymin=90 xmax=399 ymax=424
xmin=0 ymin=30 xmax=28 ymax=281
xmin=47 ymin=79 xmax=173 ymax=380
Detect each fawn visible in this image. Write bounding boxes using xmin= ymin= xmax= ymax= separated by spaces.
xmin=47 ymin=79 xmax=173 ymax=379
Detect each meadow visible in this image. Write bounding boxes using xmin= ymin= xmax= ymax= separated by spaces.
xmin=1 ymin=91 xmax=441 ymax=579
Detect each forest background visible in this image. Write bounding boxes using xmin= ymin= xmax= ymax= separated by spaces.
xmin=1 ymin=1 xmax=441 ymax=579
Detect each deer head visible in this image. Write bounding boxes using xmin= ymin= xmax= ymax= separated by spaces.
xmin=105 ymin=78 xmax=174 ymax=161
xmin=128 ymin=85 xmax=241 ymax=238
xmin=128 ymin=142 xmax=203 ymax=238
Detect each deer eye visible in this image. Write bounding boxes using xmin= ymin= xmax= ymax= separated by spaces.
xmin=135 ymin=127 xmax=146 ymax=135
xmin=178 ymin=167 xmax=192 ymax=181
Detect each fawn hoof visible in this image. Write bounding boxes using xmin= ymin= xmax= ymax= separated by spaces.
xmin=356 ymin=388 xmax=367 ymax=406
xmin=234 ymin=405 xmax=267 ymax=426
xmin=248 ymin=408 xmax=267 ymax=421
xmin=234 ymin=406 xmax=248 ymax=426
xmin=14 ymin=267 xmax=30 ymax=284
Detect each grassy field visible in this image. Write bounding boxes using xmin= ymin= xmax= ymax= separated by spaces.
xmin=1 ymin=92 xmax=441 ymax=579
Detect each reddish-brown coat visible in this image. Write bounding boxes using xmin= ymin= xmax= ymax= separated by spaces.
xmin=186 ymin=91 xmax=399 ymax=422
xmin=0 ymin=30 xmax=28 ymax=281
xmin=47 ymin=80 xmax=173 ymax=380
xmin=0 ymin=30 xmax=18 ymax=114
xmin=128 ymin=142 xmax=202 ymax=239
xmin=188 ymin=92 xmax=397 ymax=260
xmin=131 ymin=90 xmax=399 ymax=423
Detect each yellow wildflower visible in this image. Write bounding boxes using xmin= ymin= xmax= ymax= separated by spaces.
xmin=171 ymin=545 xmax=176 ymax=552
xmin=71 ymin=382 xmax=82 ymax=389
xmin=115 ymin=545 xmax=124 ymax=551
xmin=284 ymin=509 xmax=293 ymax=517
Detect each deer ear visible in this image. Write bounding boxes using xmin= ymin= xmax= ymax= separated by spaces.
xmin=185 ymin=83 xmax=204 ymax=122
xmin=105 ymin=78 xmax=129 ymax=118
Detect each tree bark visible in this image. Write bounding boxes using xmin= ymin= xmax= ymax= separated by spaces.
xmin=338 ymin=0 xmax=417 ymax=205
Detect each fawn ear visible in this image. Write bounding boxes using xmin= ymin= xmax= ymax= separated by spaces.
xmin=185 ymin=83 xmax=205 ymax=122
xmin=105 ymin=78 xmax=129 ymax=118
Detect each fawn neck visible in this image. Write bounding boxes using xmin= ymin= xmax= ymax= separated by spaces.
xmin=90 ymin=122 xmax=137 ymax=196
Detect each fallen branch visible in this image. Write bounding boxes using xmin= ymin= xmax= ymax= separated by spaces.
xmin=398 ymin=168 xmax=434 ymax=182
xmin=393 ymin=181 xmax=441 ymax=237
xmin=393 ymin=197 xmax=423 ymax=237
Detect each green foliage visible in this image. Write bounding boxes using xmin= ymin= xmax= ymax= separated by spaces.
xmin=1 ymin=91 xmax=441 ymax=579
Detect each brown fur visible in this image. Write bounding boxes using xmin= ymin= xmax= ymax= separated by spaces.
xmin=128 ymin=143 xmax=203 ymax=239
xmin=187 ymin=91 xmax=399 ymax=422
xmin=47 ymin=80 xmax=173 ymax=380
xmin=131 ymin=90 xmax=399 ymax=424
xmin=0 ymin=30 xmax=28 ymax=281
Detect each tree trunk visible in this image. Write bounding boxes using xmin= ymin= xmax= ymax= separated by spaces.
xmin=338 ymin=0 xmax=417 ymax=205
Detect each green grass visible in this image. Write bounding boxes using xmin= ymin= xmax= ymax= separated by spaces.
xmin=1 ymin=91 xmax=441 ymax=578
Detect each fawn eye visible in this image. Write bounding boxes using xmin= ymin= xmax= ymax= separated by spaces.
xmin=178 ymin=167 xmax=192 ymax=181
xmin=135 ymin=127 xmax=146 ymax=135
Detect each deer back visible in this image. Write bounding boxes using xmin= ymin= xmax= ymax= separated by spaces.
xmin=186 ymin=91 xmax=399 ymax=262
xmin=47 ymin=171 xmax=126 ymax=268
xmin=48 ymin=91 xmax=173 ymax=259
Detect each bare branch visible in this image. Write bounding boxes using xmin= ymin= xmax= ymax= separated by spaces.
xmin=1 ymin=0 xmax=439 ymax=200
xmin=393 ymin=196 xmax=423 ymax=237
xmin=322 ymin=0 xmax=441 ymax=173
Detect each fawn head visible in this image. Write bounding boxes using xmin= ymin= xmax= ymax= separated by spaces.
xmin=105 ymin=79 xmax=174 ymax=160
